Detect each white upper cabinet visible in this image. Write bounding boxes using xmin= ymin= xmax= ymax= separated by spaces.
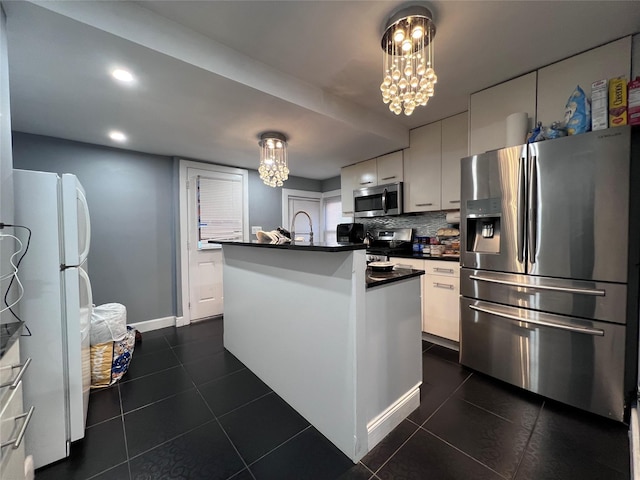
xmin=469 ymin=37 xmax=633 ymax=156
xmin=340 ymin=152 xmax=403 ymax=215
xmin=469 ymin=72 xmax=537 ymax=156
xmin=340 ymin=163 xmax=358 ymax=215
xmin=352 ymin=158 xmax=378 ymax=189
xmin=376 ymin=151 xmax=404 ymax=184
xmin=441 ymin=112 xmax=468 ymax=209
xmin=404 ymin=121 xmax=442 ymax=213
xmin=537 ymin=37 xmax=631 ymax=127
xmin=341 ymin=160 xmax=377 ymax=215
xmin=403 ymin=113 xmax=468 ymax=213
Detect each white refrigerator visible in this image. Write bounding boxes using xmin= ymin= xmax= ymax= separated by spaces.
xmin=13 ymin=169 xmax=92 ymax=469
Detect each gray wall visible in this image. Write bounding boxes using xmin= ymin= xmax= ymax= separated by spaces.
xmin=12 ymin=132 xmax=326 ymax=324
xmin=321 ymin=176 xmax=341 ymax=193
xmin=248 ymin=170 xmax=322 ymax=231
xmin=12 ymin=132 xmax=175 ymax=323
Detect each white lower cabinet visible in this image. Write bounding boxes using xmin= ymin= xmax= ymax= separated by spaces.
xmin=1 ymin=340 xmax=32 ymax=480
xmin=423 ymin=261 xmax=460 ymax=342
xmin=391 ymin=258 xmax=460 ymax=342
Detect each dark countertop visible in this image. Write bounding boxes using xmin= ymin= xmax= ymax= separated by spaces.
xmin=1 ymin=321 xmax=24 ymax=360
xmin=366 ymin=268 xmax=425 ymax=289
xmin=214 ymin=240 xmax=367 ymax=252
xmin=388 ymin=252 xmax=460 ymax=262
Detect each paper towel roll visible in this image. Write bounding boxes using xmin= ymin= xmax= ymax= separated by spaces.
xmin=506 ymin=112 xmax=529 ymax=147
xmin=445 ymin=211 xmax=460 ymax=224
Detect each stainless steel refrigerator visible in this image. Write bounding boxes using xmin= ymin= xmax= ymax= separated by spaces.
xmin=459 ymin=125 xmax=640 ymax=422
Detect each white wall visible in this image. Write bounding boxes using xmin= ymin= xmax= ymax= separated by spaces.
xmin=0 ymin=5 xmax=15 ymax=325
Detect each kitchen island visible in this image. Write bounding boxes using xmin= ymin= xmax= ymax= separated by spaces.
xmin=219 ymin=241 xmax=423 ymax=462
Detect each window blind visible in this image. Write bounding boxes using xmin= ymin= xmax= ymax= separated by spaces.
xmin=197 ymin=174 xmax=244 ymax=243
xmin=323 ymin=194 xmax=350 ymax=243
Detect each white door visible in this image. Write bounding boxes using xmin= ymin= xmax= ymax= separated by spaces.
xmin=179 ymin=160 xmax=248 ymax=326
xmin=282 ymin=189 xmax=321 ymax=242
xmin=289 ymin=197 xmax=320 ymax=241
xmin=187 ymin=170 xmax=224 ymax=321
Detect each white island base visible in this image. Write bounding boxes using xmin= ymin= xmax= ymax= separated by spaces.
xmin=222 ymin=244 xmax=422 ymax=462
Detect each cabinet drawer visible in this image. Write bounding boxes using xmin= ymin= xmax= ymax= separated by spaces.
xmin=425 ymin=261 xmax=460 ymax=277
xmin=1 ymin=381 xmax=31 ymax=480
xmin=424 ymin=274 xmax=460 ymax=342
xmin=390 ymin=258 xmax=425 ymax=271
xmin=1 ymin=342 xmax=23 ymax=406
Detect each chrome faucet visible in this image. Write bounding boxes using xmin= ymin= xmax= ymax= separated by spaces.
xmin=290 ymin=210 xmax=314 ymax=244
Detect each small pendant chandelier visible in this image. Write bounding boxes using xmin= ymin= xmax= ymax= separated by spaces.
xmin=258 ymin=132 xmax=289 ymax=187
xmin=380 ymin=5 xmax=437 ymax=116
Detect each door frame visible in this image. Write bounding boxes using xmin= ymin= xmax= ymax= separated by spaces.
xmin=178 ymin=159 xmax=248 ymax=326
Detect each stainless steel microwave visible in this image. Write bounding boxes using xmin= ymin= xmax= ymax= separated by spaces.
xmin=353 ymin=182 xmax=403 ymax=218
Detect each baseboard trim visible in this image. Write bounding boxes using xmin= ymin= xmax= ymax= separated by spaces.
xmin=422 ymin=332 xmax=459 ymax=351
xmin=367 ymin=383 xmax=421 ymax=450
xmin=632 ymin=406 xmax=639 ymax=480
xmin=129 ymin=316 xmax=176 ymax=333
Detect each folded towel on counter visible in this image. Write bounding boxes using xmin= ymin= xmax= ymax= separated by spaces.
xmin=256 ymin=230 xmax=291 ymax=244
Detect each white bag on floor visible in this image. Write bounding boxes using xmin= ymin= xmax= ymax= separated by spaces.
xmin=90 ymin=303 xmax=127 ymax=345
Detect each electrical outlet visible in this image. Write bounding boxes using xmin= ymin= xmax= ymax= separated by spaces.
xmin=251 ymin=226 xmax=262 ymax=234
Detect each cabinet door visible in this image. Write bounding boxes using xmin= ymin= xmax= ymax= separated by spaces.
xmin=1 ymin=340 xmax=21 ymax=405
xmin=353 ymin=158 xmax=378 ymax=190
xmin=424 ymin=272 xmax=460 ymax=342
xmin=469 ymin=72 xmax=536 ymax=155
xmin=376 ymin=151 xmax=403 ymax=184
xmin=340 ymin=164 xmax=358 ymax=215
xmin=441 ymin=112 xmax=468 ymax=209
xmin=0 ymin=342 xmax=28 ymax=480
xmin=404 ymin=122 xmax=441 ymax=212
xmin=537 ymin=37 xmax=631 ymax=127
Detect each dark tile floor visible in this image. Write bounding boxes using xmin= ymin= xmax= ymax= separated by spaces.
xmin=36 ymin=317 xmax=631 ymax=480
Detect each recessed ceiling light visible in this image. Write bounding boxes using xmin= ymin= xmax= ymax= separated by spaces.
xmin=109 ymin=130 xmax=127 ymax=142
xmin=111 ymin=69 xmax=135 ymax=83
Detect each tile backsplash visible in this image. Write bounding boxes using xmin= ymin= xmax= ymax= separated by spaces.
xmin=360 ymin=211 xmax=458 ymax=237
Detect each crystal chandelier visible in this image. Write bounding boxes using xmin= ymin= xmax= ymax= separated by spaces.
xmin=380 ymin=5 xmax=437 ymax=116
xmin=258 ymin=132 xmax=289 ymax=187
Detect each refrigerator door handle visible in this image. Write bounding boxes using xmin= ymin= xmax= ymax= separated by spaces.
xmin=528 ymin=155 xmax=538 ymax=264
xmin=469 ymin=274 xmax=606 ymax=296
xmin=77 ymin=187 xmax=91 ymax=264
xmin=517 ymin=155 xmax=526 ymax=263
xmin=469 ymin=304 xmax=605 ymax=336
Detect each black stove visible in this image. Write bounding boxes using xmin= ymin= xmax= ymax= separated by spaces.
xmin=366 ymin=228 xmax=413 ymax=259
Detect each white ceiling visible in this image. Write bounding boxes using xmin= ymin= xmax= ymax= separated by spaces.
xmin=4 ymin=1 xmax=640 ymax=180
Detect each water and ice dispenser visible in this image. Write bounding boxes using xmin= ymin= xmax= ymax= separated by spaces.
xmin=465 ymin=198 xmax=501 ymax=254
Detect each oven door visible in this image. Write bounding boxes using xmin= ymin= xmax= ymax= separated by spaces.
xmin=354 ymin=183 xmax=402 ymax=218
